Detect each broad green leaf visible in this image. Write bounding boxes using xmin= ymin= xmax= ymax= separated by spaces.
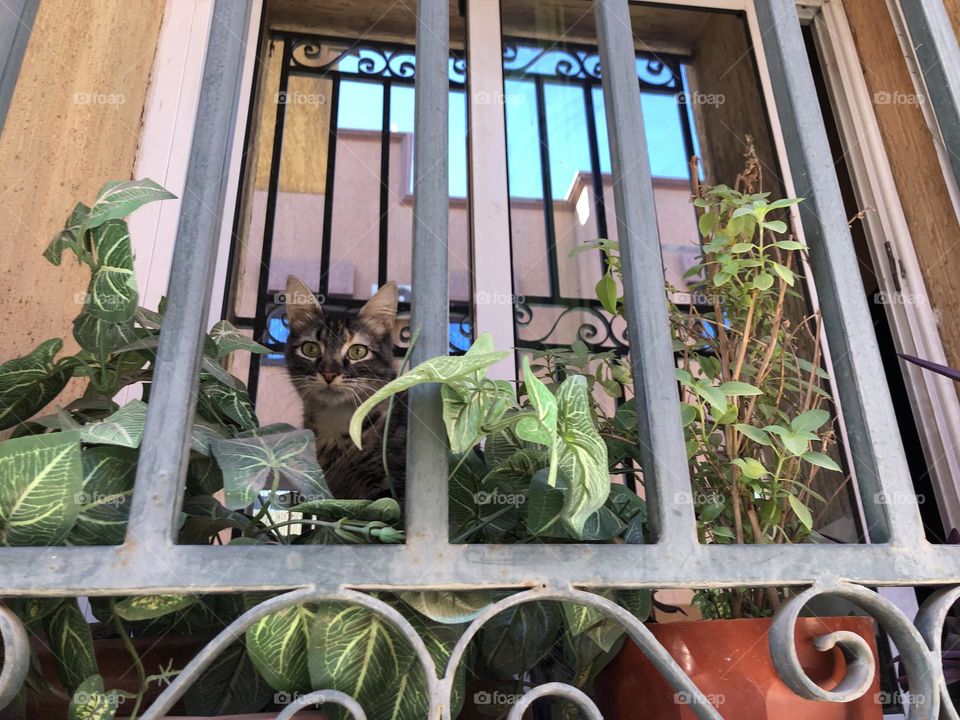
xmin=693 ymin=382 xmax=727 ymax=414
xmin=0 ymin=338 xmax=73 ymax=430
xmin=67 ymin=674 xmax=117 ymax=720
xmin=734 ymin=423 xmax=771 ymax=446
xmin=595 ymin=272 xmax=618 ymax=315
xmin=554 ymin=375 xmax=609 ymax=534
xmin=183 ymin=642 xmax=274 ymax=716
xmin=46 ymin=202 xmax=92 ymax=267
xmin=803 ymin=451 xmax=842 ymax=472
xmin=448 ymin=450 xmax=489 ymax=541
xmin=718 ymin=381 xmax=762 ymax=397
xmin=771 ymin=261 xmax=795 ymax=286
xmin=562 ymin=601 xmax=605 ymax=636
xmin=307 ymin=602 xmax=421 ymax=717
xmin=72 ymin=313 xmax=138 ymax=357
xmin=791 ymin=409 xmax=831 ymax=433
xmin=79 ymin=179 xmax=175 ymax=235
xmin=516 ymin=357 xmax=557 ymax=447
xmin=67 ymin=446 xmax=135 ymax=545
xmin=731 ymin=457 xmax=767 ymax=480
xmin=290 ymin=497 xmax=400 ymax=523
xmin=45 ymin=601 xmax=98 ymax=695
xmin=78 ymin=401 xmax=147 ymax=448
xmin=616 ymin=589 xmax=653 ymax=622
xmin=85 ymin=221 xmax=138 ymax=322
xmin=114 ymin=594 xmax=198 ymax=621
xmin=191 ymin=419 xmax=227 ymax=455
xmin=397 ymin=590 xmax=493 ymax=624
xmin=350 ymin=334 xmax=507 ymax=448
xmin=480 ymin=601 xmax=562 ymax=678
xmin=441 ymin=379 xmax=512 ymax=454
xmin=773 ymin=240 xmax=806 ymax=251
xmin=764 ymin=220 xmax=788 ymax=234
xmin=210 ymin=430 xmax=331 ymax=510
xmin=698 ymin=211 xmax=719 ymax=237
xmin=246 ymin=605 xmax=312 ymax=692
xmin=753 ymin=272 xmax=774 ymax=291
xmin=198 ymin=378 xmax=258 ymax=431
xmin=208 ymin=320 xmax=270 ymax=358
xmin=766 ymin=198 xmax=803 ymax=210
xmin=788 ymin=494 xmax=814 ymax=531
xmin=0 ymin=432 xmax=83 ymax=545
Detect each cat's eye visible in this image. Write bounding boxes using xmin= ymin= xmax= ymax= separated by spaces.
xmin=299 ymin=341 xmax=321 ymax=358
xmin=346 ymin=344 xmax=369 ymax=361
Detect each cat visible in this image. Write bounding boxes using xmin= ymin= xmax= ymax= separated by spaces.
xmin=283 ymin=276 xmax=406 ymax=500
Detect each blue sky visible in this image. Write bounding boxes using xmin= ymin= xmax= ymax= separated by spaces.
xmin=335 ymin=72 xmax=695 ymax=199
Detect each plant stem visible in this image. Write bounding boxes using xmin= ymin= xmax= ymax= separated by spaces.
xmin=112 ymin=602 xmax=147 ymax=720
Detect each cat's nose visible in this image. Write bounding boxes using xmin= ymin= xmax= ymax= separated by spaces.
xmin=321 ymin=372 xmax=338 ymax=384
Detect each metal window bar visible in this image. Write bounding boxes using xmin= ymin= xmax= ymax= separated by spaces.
xmin=0 ymin=0 xmax=39 ymax=134
xmin=0 ymin=0 xmax=957 ymax=718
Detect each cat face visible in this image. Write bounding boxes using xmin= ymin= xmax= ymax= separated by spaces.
xmin=284 ymin=276 xmax=398 ymax=408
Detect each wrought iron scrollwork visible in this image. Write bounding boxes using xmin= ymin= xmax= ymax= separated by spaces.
xmin=514 ymin=301 xmax=627 ymax=351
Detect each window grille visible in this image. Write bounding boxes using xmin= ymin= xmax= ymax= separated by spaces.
xmin=0 ymin=0 xmax=958 ymax=718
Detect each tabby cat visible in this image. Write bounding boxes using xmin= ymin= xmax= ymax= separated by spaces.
xmin=284 ymin=276 xmax=406 ymax=500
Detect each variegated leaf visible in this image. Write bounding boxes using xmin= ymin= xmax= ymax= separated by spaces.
xmin=72 ymin=312 xmax=137 ymax=357
xmin=246 ymin=605 xmax=311 ymax=691
xmin=208 ymin=320 xmax=270 ymax=358
xmin=397 ymin=590 xmax=492 ymax=624
xmin=79 ymin=179 xmax=175 ymax=235
xmin=210 ymin=430 xmax=331 ymax=510
xmin=78 ymin=401 xmax=147 ymax=448
xmin=198 ymin=378 xmax=258 ymax=431
xmin=45 ymin=600 xmax=98 ymax=695
xmin=113 ymin=594 xmax=198 ymax=621
xmin=67 ymin=446 xmax=135 ymax=545
xmin=350 ymin=334 xmax=508 ymax=448
xmin=45 ymin=202 xmax=92 ymax=267
xmin=67 ymin=674 xmax=118 ymax=720
xmin=183 ymin=642 xmax=273 ymax=715
xmin=0 ymin=338 xmax=73 ymax=430
xmin=0 ymin=432 xmax=83 ymax=545
xmin=85 ymin=221 xmax=137 ymax=322
xmin=555 ymin=375 xmax=609 ymax=534
xmin=479 ymin=601 xmax=562 ymax=678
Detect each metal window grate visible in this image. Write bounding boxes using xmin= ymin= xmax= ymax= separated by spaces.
xmin=1 ymin=0 xmax=959 ymax=718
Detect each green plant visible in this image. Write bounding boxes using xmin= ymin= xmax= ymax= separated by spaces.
xmin=0 ymin=165 xmax=845 ymax=719
xmin=582 ymin=174 xmax=844 ymax=618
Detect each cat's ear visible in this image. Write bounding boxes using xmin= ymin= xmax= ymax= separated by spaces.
xmin=357 ymin=281 xmax=398 ymax=335
xmin=285 ymin=276 xmax=321 ymax=330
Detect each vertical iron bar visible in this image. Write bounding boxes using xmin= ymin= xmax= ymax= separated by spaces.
xmin=583 ymin=85 xmax=610 ymax=241
xmin=319 ymin=75 xmax=340 ymax=298
xmin=897 ymin=0 xmax=960 ymax=190
xmin=405 ymin=0 xmax=450 ymax=547
xmin=125 ymin=0 xmax=254 ymax=545
xmin=0 ymin=0 xmax=38 ymax=134
xmin=379 ymin=80 xmax=392 ymax=288
xmin=594 ymin=0 xmax=698 ymax=548
xmin=249 ymin=39 xmax=293 ymax=402
xmin=752 ymin=0 xmax=924 ymax=545
xmin=534 ymin=78 xmax=562 ymax=301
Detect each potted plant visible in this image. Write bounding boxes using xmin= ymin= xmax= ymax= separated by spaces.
xmin=582 ymin=165 xmax=883 ymax=718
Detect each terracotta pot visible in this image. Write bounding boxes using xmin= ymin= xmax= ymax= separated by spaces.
xmin=595 ymin=617 xmax=883 ymax=720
